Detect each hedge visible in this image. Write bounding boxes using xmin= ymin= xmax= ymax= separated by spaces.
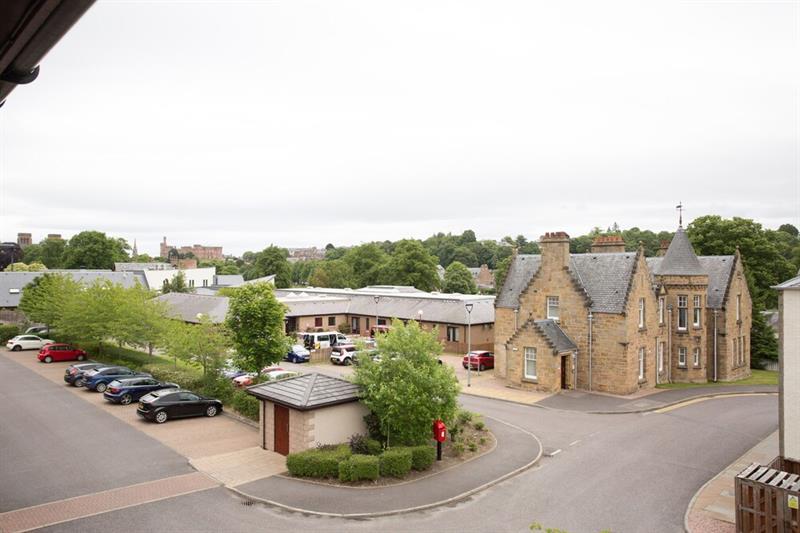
xmin=338 ymin=454 xmax=379 ymax=482
xmin=286 ymin=445 xmax=351 ymax=478
xmin=408 ymin=445 xmax=436 ymax=471
xmin=379 ymin=448 xmax=412 ymax=478
xmin=231 ymin=390 xmax=259 ymax=421
xmin=0 ymin=324 xmax=20 ymax=343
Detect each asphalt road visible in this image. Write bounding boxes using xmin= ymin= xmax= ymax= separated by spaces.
xmin=2 ymin=351 xmax=777 ymax=533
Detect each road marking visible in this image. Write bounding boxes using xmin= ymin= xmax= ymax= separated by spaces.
xmin=569 ymin=440 xmax=581 ymax=447
xmin=0 ymin=472 xmax=219 ymax=533
xmin=653 ymin=393 xmax=775 ymax=414
xmin=545 ymin=448 xmax=562 ymax=457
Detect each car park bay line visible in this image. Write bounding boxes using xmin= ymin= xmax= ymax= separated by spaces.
xmin=0 ymin=472 xmax=219 ymax=533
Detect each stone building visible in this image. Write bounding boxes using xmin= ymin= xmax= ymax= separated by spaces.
xmin=494 ymin=228 xmax=751 ymax=395
xmin=159 ymin=236 xmax=223 ymax=261
xmin=16 ymin=233 xmax=32 ymax=248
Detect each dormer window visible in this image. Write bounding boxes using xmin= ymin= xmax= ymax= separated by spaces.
xmin=546 ymin=296 xmax=559 ymax=320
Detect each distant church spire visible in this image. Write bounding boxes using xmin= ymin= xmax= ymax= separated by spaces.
xmin=132 ymin=239 xmax=138 ymax=258
xmin=676 ymin=202 xmax=684 ymax=227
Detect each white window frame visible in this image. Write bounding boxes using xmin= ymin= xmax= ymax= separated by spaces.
xmin=658 ymin=342 xmax=664 ymax=373
xmin=446 ymin=326 xmax=459 ymax=342
xmin=638 ymin=347 xmax=645 ymax=380
xmin=693 ymin=347 xmax=700 ymax=367
xmin=736 ymin=294 xmax=741 ymax=321
xmin=678 ymin=295 xmax=688 ymax=331
xmin=678 ymin=346 xmax=687 ymax=367
xmin=658 ymin=297 xmax=664 ymax=325
xmin=693 ymin=295 xmax=701 ymax=327
xmin=524 ymin=347 xmax=537 ymax=380
xmin=638 ymin=298 xmax=645 ymax=329
xmin=546 ymin=296 xmax=560 ymax=321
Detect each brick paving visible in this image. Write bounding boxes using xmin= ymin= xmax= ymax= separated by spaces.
xmin=190 ymin=446 xmax=286 ymax=487
xmin=0 ymin=472 xmax=219 ymax=533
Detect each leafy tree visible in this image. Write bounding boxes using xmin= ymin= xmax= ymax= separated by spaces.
xmin=111 ymin=284 xmax=169 ymax=353
xmin=219 ymin=263 xmax=240 ymax=275
xmin=19 ymin=274 xmax=81 ymax=328
xmin=352 ymin=319 xmax=459 ymax=446
xmin=494 ymin=256 xmax=512 ymax=290
xmin=21 ymin=243 xmax=44 ymax=264
xmin=343 ymin=243 xmax=389 ymax=287
xmin=325 ymin=246 xmax=347 ymax=260
xmin=381 ymin=240 xmax=440 ymax=291
xmin=459 ymin=229 xmax=476 ymax=245
xmin=253 ymin=246 xmax=291 ymax=287
xmin=290 ymin=260 xmax=319 ymax=285
xmin=443 ymin=261 xmax=477 ymax=294
xmin=58 ymin=279 xmax=124 ymax=352
xmin=778 ymin=223 xmax=799 ymax=237
xmin=61 ymin=231 xmax=129 ymax=269
xmin=162 ymin=316 xmax=230 ymax=376
xmin=162 ymin=271 xmax=192 ymax=293
xmin=133 ymin=253 xmax=154 ymax=263
xmin=751 ymin=310 xmax=779 ymax=364
xmin=225 ymin=282 xmax=291 ymax=373
xmin=308 ymin=259 xmax=355 ymax=288
xmin=4 ymin=262 xmax=46 ymax=271
xmin=451 ymin=246 xmax=478 ymax=267
xmin=39 ymin=238 xmax=67 ymax=267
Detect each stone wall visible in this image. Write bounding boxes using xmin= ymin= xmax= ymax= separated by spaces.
xmin=716 ymin=256 xmax=752 ymax=381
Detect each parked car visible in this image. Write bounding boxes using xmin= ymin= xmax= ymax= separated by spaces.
xmin=63 ymin=362 xmax=104 ymax=386
xmin=285 ymin=344 xmax=311 ymax=363
xmin=232 ymin=372 xmax=258 ymax=388
xmin=370 ymin=325 xmax=391 ymax=337
xmin=37 ymin=343 xmax=86 ymax=363
xmin=352 ymin=349 xmax=380 ymax=365
xmin=462 ymin=350 xmax=495 ymax=371
xmin=330 ymin=344 xmax=358 ymax=365
xmin=103 ymin=377 xmax=179 ymax=405
xmin=137 ymin=389 xmax=223 ymax=424
xmin=300 ymin=331 xmax=350 ymax=349
xmin=81 ymin=366 xmax=151 ymax=392
xmin=6 ymin=335 xmax=54 ymax=351
xmin=264 ymin=369 xmax=298 ymax=381
xmin=25 ymin=325 xmax=50 ymax=336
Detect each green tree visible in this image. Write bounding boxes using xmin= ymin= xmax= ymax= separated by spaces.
xmin=308 ymin=259 xmax=355 ymax=288
xmin=381 ymin=240 xmax=440 ymax=291
xmin=162 ymin=316 xmax=230 ymax=376
xmin=218 ymin=263 xmax=240 ymax=275
xmin=451 ymin=246 xmax=478 ymax=267
xmin=778 ymin=223 xmax=799 ymax=237
xmin=39 ymin=238 xmax=66 ymax=268
xmin=352 ymin=319 xmax=460 ymax=446
xmin=290 ymin=260 xmax=319 ymax=285
xmin=61 ymin=231 xmax=129 ymax=269
xmin=494 ymin=256 xmax=512 ymax=290
xmin=111 ymin=283 xmax=169 ymax=353
xmin=751 ymin=310 xmax=779 ymax=364
xmin=21 ymin=243 xmax=44 ymax=265
xmin=343 ymin=243 xmax=389 ymax=287
xmin=58 ymin=279 xmax=124 ymax=352
xmin=253 ymin=246 xmax=292 ymax=287
xmin=225 ymin=282 xmax=291 ymax=373
xmin=4 ymin=262 xmax=46 ymax=271
xmin=162 ymin=271 xmax=192 ymax=293
xmin=19 ymin=273 xmax=81 ymax=328
xmin=443 ymin=261 xmax=477 ymax=294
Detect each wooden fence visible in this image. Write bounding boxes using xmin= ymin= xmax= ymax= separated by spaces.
xmin=735 ymin=461 xmax=800 ymax=532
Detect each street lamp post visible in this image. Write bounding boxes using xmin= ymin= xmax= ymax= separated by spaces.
xmin=465 ymin=302 xmax=473 ymax=387
xmin=373 ymin=295 xmax=380 ymax=334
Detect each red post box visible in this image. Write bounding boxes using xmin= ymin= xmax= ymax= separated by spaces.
xmin=433 ymin=419 xmax=447 ymax=442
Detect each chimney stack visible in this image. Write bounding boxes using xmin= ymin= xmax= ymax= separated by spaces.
xmin=590 ymin=235 xmax=626 ymax=254
xmin=657 ymin=240 xmax=670 ymax=257
xmin=539 ymin=231 xmax=570 ymax=269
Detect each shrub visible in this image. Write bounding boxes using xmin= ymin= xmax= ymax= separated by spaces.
xmin=474 ymin=421 xmax=486 ymax=431
xmin=349 ymin=434 xmax=383 ymax=455
xmin=408 ymin=445 xmax=436 ymax=471
xmin=479 ymin=436 xmax=487 ymax=446
xmin=456 ymin=409 xmax=474 ymax=425
xmin=468 ymin=441 xmax=478 ymax=452
xmin=338 ymin=454 xmax=379 ymax=482
xmin=452 ymin=442 xmax=465 ymax=456
xmin=363 ymin=412 xmax=385 ymax=442
xmin=287 ymin=444 xmax=351 ymax=478
xmin=197 ymin=375 xmax=235 ymax=405
xmin=231 ymin=390 xmax=259 ymax=421
xmin=139 ymin=364 xmax=203 ymax=389
xmin=0 ymin=324 xmax=20 ymax=343
xmin=379 ymin=448 xmax=413 ymax=478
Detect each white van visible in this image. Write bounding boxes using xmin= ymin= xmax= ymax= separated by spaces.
xmin=300 ymin=331 xmax=350 ymax=350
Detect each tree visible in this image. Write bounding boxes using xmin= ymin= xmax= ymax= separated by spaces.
xmin=778 ymin=223 xmax=799 ymax=237
xmin=352 ymin=319 xmax=460 ymax=446
xmin=162 ymin=271 xmax=192 ymax=293
xmin=4 ymin=262 xmax=46 ymax=271
xmin=443 ymin=261 xmax=477 ymax=294
xmin=162 ymin=316 xmax=230 ymax=376
xmin=253 ymin=246 xmax=292 ymax=287
xmin=19 ymin=273 xmax=81 ymax=328
xmin=381 ymin=240 xmax=440 ymax=291
xmin=61 ymin=231 xmax=129 ymax=269
xmin=58 ymin=279 xmax=124 ymax=352
xmin=290 ymin=260 xmax=319 ymax=285
xmin=451 ymin=246 xmax=478 ymax=267
xmin=111 ymin=283 xmax=169 ymax=353
xmin=494 ymin=256 xmax=512 ymax=290
xmin=751 ymin=310 xmax=779 ymax=365
xmin=39 ymin=238 xmax=66 ymax=268
xmin=219 ymin=263 xmax=240 ymax=275
xmin=225 ymin=282 xmax=291 ymax=373
xmin=343 ymin=243 xmax=389 ymax=287
xmin=308 ymin=259 xmax=355 ymax=288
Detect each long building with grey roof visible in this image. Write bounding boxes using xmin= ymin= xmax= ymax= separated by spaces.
xmin=494 ymin=228 xmax=752 ymax=395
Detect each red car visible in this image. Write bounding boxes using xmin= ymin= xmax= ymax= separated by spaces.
xmin=38 ymin=343 xmax=87 ymax=363
xmin=462 ymin=351 xmax=494 ymax=371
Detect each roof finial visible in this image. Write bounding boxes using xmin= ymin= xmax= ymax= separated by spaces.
xmin=676 ymin=202 xmax=684 ymax=228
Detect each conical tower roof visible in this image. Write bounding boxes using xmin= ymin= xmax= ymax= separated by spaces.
xmin=656 ymin=227 xmax=704 ymax=276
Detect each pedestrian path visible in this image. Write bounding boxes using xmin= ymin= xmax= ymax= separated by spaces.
xmin=190 ymin=446 xmax=286 ymax=487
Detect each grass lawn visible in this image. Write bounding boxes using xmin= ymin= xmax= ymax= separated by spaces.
xmin=656 ymin=368 xmax=778 ymax=389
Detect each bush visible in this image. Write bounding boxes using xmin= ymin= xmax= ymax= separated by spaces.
xmin=231 ymin=390 xmax=259 ymax=421
xmin=338 ymin=454 xmax=379 ymax=482
xmin=456 ymin=409 xmax=474 ymax=425
xmin=363 ymin=412 xmax=386 ymax=442
xmin=286 ymin=445 xmax=351 ymax=478
xmin=474 ymin=421 xmax=485 ymax=431
xmin=0 ymin=324 xmax=20 ymax=343
xmin=349 ymin=434 xmax=383 ymax=455
xmin=197 ymin=375 xmax=235 ymax=405
xmin=139 ymin=364 xmax=203 ymax=389
xmin=468 ymin=441 xmax=478 ymax=452
xmin=379 ymin=448 xmax=413 ymax=478
xmin=452 ymin=442 xmax=465 ymax=456
xmin=408 ymin=445 xmax=436 ymax=471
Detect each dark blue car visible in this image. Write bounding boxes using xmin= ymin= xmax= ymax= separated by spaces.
xmin=82 ymin=366 xmax=150 ymax=392
xmin=103 ymin=377 xmax=179 ymax=405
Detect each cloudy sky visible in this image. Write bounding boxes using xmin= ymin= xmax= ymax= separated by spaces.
xmin=0 ymin=0 xmax=797 ymax=256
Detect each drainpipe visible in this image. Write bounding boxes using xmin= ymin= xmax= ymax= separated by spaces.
xmin=667 ymin=306 xmax=673 ymax=383
xmin=514 ymin=307 xmax=519 ymax=331
xmin=655 ymin=338 xmax=659 ymax=386
xmin=588 ymin=312 xmax=593 ymax=392
xmin=573 ymin=350 xmax=577 ymax=390
xmin=713 ymin=309 xmax=718 ymax=382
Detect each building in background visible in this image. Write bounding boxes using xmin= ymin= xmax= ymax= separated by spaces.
xmin=159 ymin=236 xmax=223 ymax=261
xmin=287 ymin=247 xmax=326 ymax=263
xmin=468 ymin=264 xmax=495 ymax=291
xmin=16 ymin=233 xmax=32 ymax=248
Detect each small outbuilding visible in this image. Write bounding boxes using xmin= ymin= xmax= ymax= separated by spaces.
xmin=247 ymin=373 xmax=369 ymax=455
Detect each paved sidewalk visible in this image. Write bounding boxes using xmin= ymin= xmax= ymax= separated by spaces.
xmin=235 ymin=415 xmax=541 ymax=516
xmin=686 ymin=430 xmax=779 ymax=533
xmin=536 ymin=385 xmax=778 ymax=413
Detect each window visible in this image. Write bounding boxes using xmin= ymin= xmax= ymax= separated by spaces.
xmin=658 ymin=297 xmax=664 ymax=324
xmin=678 ymin=347 xmax=687 ymax=367
xmin=693 ymin=295 xmax=701 ymax=327
xmin=693 ymin=348 xmax=700 ymax=367
xmin=736 ymin=294 xmax=741 ymax=321
xmin=377 ymin=318 xmax=387 ymax=326
xmin=446 ymin=326 xmax=459 ymax=342
xmin=658 ymin=342 xmax=664 ymax=372
xmin=546 ymin=296 xmax=559 ymax=320
xmin=678 ymin=295 xmax=688 ymax=330
xmin=202 ymin=279 xmax=208 ymax=287
xmin=314 ymin=317 xmax=323 ymax=328
xmin=638 ymin=347 xmax=645 ymax=380
xmin=524 ymin=347 xmax=537 ymax=380
xmin=328 ymin=316 xmax=336 ymax=326
xmin=638 ymin=298 xmax=645 ymax=329
xmin=189 ymin=279 xmax=195 ymax=288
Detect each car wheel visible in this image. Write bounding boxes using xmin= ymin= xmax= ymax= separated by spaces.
xmin=73 ymin=378 xmax=84 ymax=387
xmin=95 ymin=382 xmax=107 ymax=393
xmin=44 ymin=356 xmax=52 ymax=363
xmin=206 ymin=405 xmax=218 ymax=417
xmin=344 ymin=357 xmax=352 ymax=366
xmin=479 ymin=364 xmax=485 ymax=371
xmin=120 ymin=394 xmax=132 ymax=405
xmin=12 ymin=345 xmax=21 ymax=351
xmin=154 ymin=410 xmax=168 ymax=424
xmin=462 ymin=364 xmax=468 ymax=369
xmin=77 ymin=354 xmax=85 ymax=361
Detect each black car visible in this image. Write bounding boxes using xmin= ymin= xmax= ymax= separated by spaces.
xmin=103 ymin=377 xmax=179 ymax=405
xmin=137 ymin=390 xmax=222 ymax=424
xmin=63 ymin=362 xmax=104 ymax=387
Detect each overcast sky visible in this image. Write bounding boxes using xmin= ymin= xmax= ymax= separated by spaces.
xmin=0 ymin=0 xmax=798 ymax=256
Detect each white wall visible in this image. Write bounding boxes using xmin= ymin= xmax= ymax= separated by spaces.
xmin=312 ymin=402 xmax=370 ymax=447
xmin=143 ymin=267 xmax=216 ymax=292
xmin=781 ymin=289 xmax=800 ymax=462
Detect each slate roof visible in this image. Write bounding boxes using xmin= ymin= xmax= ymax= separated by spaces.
xmin=114 ymin=262 xmax=174 ymax=271
xmin=0 ymin=270 xmax=146 ymax=308
xmin=774 ymin=275 xmax=800 ymax=291
xmin=655 ymin=227 xmax=704 ymax=276
xmin=214 ymin=275 xmax=244 ymax=287
xmin=242 ymin=275 xmax=276 ymax=285
xmin=495 ymin=255 xmax=541 ymax=309
xmin=647 ymin=256 xmax=735 ymax=308
xmin=534 ymin=319 xmax=577 ymax=353
xmin=156 ymin=292 xmax=230 ymax=323
xmin=246 ymin=373 xmax=360 ymax=410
